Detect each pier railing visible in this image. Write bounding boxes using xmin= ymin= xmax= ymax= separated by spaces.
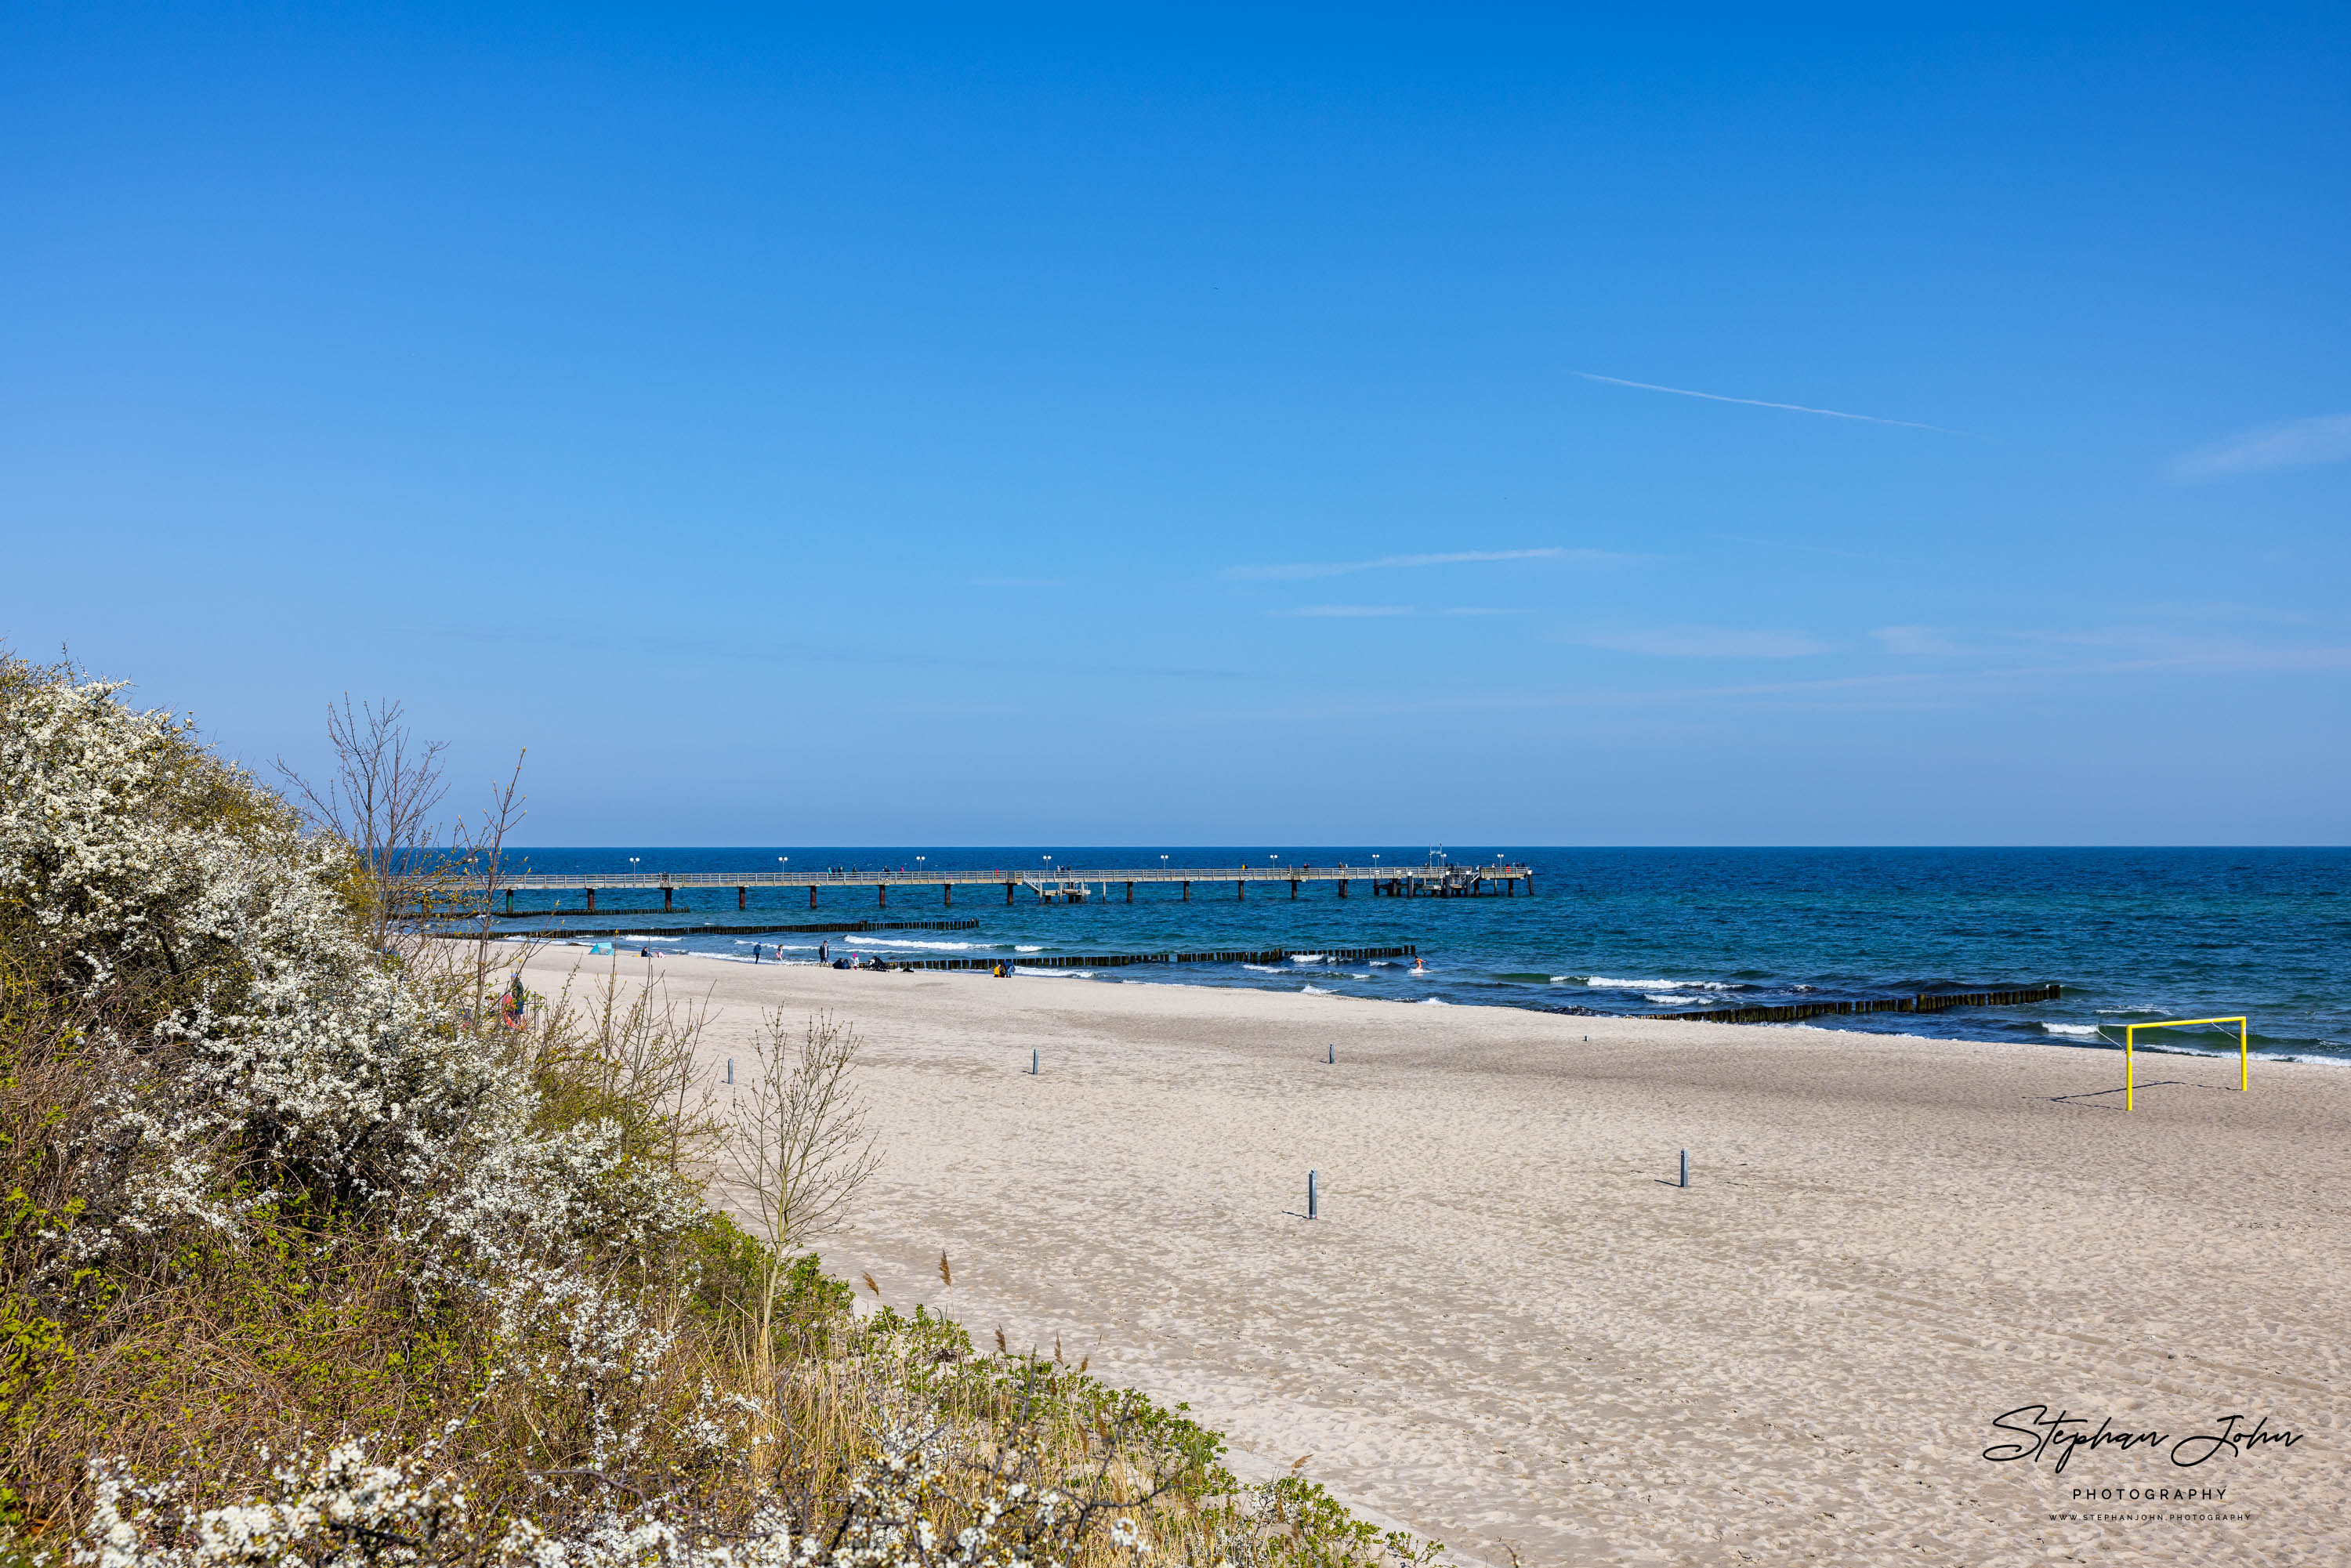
xmin=480 ymin=861 xmax=1535 ymax=910
xmin=492 ymin=864 xmax=1533 ymax=889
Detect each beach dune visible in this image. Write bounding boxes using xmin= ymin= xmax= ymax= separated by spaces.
xmin=516 ymin=952 xmax=2346 ymax=1566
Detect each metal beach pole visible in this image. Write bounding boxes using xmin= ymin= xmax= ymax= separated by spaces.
xmin=1307 ymin=1169 xmax=1318 ymax=1220
xmin=1679 ymin=1150 xmax=1688 ymax=1189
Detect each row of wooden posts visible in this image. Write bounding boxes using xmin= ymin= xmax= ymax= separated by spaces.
xmin=892 ymin=943 xmax=1418 ymax=973
xmin=1646 ymin=982 xmax=2064 ymax=1026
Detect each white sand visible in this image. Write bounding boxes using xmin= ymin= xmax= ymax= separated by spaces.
xmin=517 ymin=951 xmax=2347 ymax=1565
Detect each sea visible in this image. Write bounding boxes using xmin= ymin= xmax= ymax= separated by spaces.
xmin=482 ymin=847 xmax=2349 ymax=1064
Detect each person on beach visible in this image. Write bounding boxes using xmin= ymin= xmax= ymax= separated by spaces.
xmin=819 ymin=939 xmax=829 ymax=962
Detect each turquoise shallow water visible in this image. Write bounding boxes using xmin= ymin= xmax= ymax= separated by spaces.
xmin=487 ymin=848 xmax=2349 ymax=1062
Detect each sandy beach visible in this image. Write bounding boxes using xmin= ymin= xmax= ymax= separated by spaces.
xmin=516 ymin=951 xmax=2346 ymax=1566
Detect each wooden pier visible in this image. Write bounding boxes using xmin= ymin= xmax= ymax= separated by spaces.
xmin=489 ymin=862 xmax=1535 ymax=912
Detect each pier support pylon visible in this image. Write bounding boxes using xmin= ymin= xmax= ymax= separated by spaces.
xmin=1126 ymin=881 xmax=1133 ymax=902
xmin=944 ymin=883 xmax=952 ymax=906
xmin=808 ymin=885 xmax=816 ymax=908
xmin=737 ymin=885 xmax=747 ymax=910
xmin=877 ymin=884 xmax=886 ymax=907
xmin=663 ymin=886 xmax=674 ymax=912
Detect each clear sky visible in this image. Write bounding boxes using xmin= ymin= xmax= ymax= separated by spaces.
xmin=4 ymin=4 xmax=2346 ymax=844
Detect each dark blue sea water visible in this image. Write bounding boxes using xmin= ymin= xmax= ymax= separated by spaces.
xmin=487 ymin=848 xmax=2349 ymax=1063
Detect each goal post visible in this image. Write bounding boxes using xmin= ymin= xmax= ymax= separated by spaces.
xmin=2122 ymin=1016 xmax=2249 ymax=1110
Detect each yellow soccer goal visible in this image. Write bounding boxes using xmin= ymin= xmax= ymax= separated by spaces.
xmin=2123 ymin=1016 xmax=2249 ymax=1110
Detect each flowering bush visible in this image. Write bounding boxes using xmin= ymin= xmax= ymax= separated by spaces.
xmin=0 ymin=656 xmax=1440 ymax=1568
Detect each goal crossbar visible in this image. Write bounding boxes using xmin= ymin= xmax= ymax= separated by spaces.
xmin=2123 ymin=1016 xmax=2249 ymax=1110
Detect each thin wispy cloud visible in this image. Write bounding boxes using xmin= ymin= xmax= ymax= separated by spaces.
xmin=1871 ymin=625 xmax=1969 ymax=655
xmin=2167 ymin=412 xmax=2351 ymax=481
xmin=1574 ymin=371 xmax=1976 ymax=436
xmin=1560 ymin=625 xmax=1832 ymax=658
xmin=1266 ymin=604 xmax=1415 ymax=617
xmin=1222 ymin=547 xmax=1621 ymax=581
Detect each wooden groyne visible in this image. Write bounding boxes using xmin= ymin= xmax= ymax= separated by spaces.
xmin=1646 ymin=983 xmax=2063 ymax=1026
xmin=891 ymin=943 xmax=1417 ymax=973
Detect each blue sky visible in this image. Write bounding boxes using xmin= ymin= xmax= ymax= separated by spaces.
xmin=4 ymin=4 xmax=2346 ymax=844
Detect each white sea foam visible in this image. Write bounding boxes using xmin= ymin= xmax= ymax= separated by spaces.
xmin=1289 ymin=954 xmax=1330 ymax=963
xmin=1370 ymin=959 xmax=1403 ymax=967
xmin=1350 ymin=972 xmax=1372 ymax=980
xmin=1242 ymin=964 xmax=1289 ymax=973
xmin=2042 ymin=1023 xmax=2103 ymax=1037
xmin=1584 ymin=976 xmax=1737 ymax=991
xmin=1015 ymin=944 xmax=1044 ymax=953
xmin=831 ymin=936 xmax=984 ymax=951
xmin=1013 ymin=965 xmax=1091 ymax=979
xmin=1417 ymin=996 xmax=1449 ymax=1005
xmin=1302 ymin=984 xmax=1339 ymax=995
xmin=1646 ymin=994 xmax=1704 ymax=1006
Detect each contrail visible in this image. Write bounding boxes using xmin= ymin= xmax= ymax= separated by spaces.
xmin=1574 ymin=371 xmax=1975 ymax=436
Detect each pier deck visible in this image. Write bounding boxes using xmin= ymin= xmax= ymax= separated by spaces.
xmin=487 ymin=863 xmax=1534 ymax=911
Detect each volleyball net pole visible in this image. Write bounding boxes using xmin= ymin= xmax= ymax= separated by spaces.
xmin=2122 ymin=1016 xmax=2249 ymax=1110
